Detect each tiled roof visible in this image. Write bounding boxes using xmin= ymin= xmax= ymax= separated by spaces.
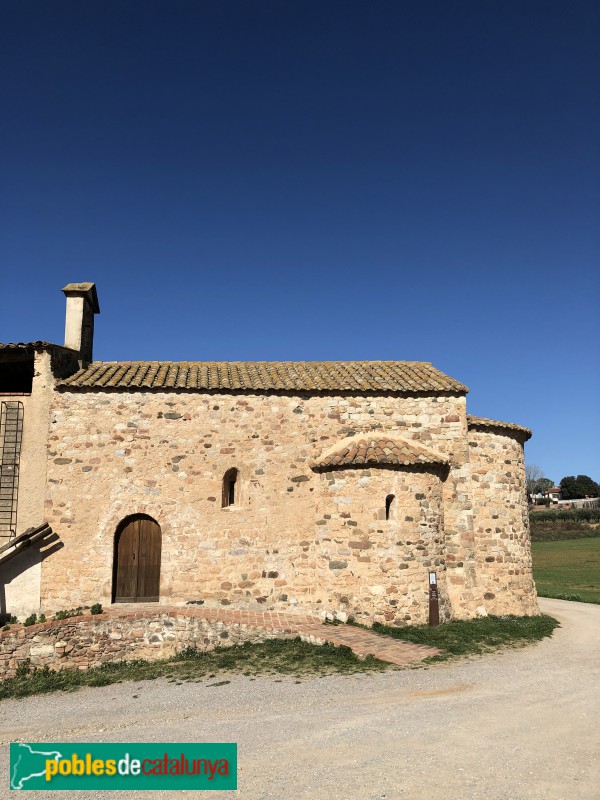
xmin=0 ymin=341 xmax=67 ymax=350
xmin=58 ymin=361 xmax=468 ymax=394
xmin=314 ymin=435 xmax=449 ymax=470
xmin=467 ymin=415 xmax=532 ymax=440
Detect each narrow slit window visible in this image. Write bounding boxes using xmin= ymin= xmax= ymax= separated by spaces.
xmin=385 ymin=494 xmax=395 ymax=520
xmin=222 ymin=468 xmax=238 ymax=508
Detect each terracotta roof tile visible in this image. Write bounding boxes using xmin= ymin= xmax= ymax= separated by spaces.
xmin=0 ymin=341 xmax=69 ymax=351
xmin=314 ymin=434 xmax=449 ymax=470
xmin=467 ymin=415 xmax=532 ymax=440
xmin=58 ymin=360 xmax=468 ymax=394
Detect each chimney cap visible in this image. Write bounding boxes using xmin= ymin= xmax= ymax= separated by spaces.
xmin=61 ymin=282 xmax=100 ymax=314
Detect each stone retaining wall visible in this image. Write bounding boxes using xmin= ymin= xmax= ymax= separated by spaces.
xmin=0 ymin=608 xmax=322 ymax=680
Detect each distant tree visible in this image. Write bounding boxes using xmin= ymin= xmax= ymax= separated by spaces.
xmin=560 ymin=476 xmax=579 ymax=499
xmin=525 ymin=464 xmax=544 ymax=501
xmin=576 ymin=475 xmax=600 ymax=497
xmin=536 ymin=477 xmax=554 ymax=494
xmin=560 ymin=475 xmax=600 ymax=499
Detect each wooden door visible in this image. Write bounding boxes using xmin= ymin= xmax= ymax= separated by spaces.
xmin=113 ymin=517 xmax=161 ymax=602
xmin=136 ymin=518 xmax=161 ymax=601
xmin=114 ymin=520 xmax=138 ymax=602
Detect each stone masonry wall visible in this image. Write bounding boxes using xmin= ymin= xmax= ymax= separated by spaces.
xmin=469 ymin=427 xmax=539 ymax=616
xmin=314 ymin=466 xmax=450 ymax=626
xmin=40 ymin=390 xmax=475 ymax=623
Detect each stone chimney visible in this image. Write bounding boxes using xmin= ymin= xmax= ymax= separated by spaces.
xmin=61 ymin=283 xmax=100 ymax=365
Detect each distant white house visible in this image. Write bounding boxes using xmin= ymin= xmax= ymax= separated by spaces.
xmin=543 ymin=486 xmax=562 ymax=504
xmin=532 ymin=486 xmax=562 ymax=505
xmin=533 ymin=485 xmax=599 ymax=509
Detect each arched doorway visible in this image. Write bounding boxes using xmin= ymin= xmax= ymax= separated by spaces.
xmin=112 ymin=515 xmax=161 ymax=603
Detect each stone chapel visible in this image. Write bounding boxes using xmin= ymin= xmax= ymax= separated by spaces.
xmin=0 ymin=282 xmax=539 ymax=625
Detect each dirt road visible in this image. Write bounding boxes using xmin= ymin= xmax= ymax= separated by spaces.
xmin=1 ymin=598 xmax=599 ymax=799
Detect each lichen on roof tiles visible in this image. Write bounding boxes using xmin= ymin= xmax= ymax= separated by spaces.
xmin=57 ymin=360 xmax=468 ymax=394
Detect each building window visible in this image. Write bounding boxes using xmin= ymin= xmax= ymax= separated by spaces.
xmin=222 ymin=468 xmax=238 ymax=508
xmin=385 ymin=494 xmax=395 ymax=520
xmin=0 ymin=355 xmax=34 ymax=394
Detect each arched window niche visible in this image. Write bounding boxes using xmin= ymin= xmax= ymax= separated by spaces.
xmin=222 ymin=468 xmax=239 ymax=508
xmin=385 ymin=494 xmax=395 ymax=521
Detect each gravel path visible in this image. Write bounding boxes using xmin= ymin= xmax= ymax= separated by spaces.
xmin=1 ymin=598 xmax=598 ymax=800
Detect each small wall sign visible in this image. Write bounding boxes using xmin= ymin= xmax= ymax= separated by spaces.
xmin=428 ymin=571 xmax=440 ymax=627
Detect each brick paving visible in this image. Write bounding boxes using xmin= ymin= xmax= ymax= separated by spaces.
xmin=104 ymin=605 xmax=441 ymax=666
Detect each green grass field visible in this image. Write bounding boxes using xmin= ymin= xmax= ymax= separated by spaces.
xmin=532 ymin=537 xmax=600 ymax=604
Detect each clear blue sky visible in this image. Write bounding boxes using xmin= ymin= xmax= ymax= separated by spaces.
xmin=1 ymin=1 xmax=598 ymax=484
